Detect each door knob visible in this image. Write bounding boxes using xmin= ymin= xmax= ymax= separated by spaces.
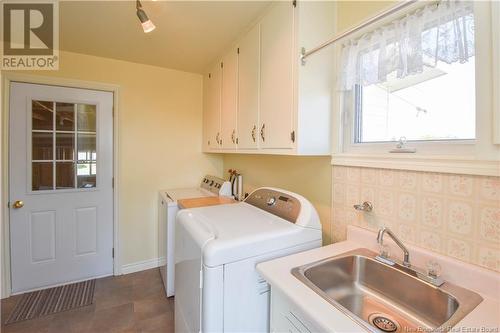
xmin=12 ymin=200 xmax=24 ymax=209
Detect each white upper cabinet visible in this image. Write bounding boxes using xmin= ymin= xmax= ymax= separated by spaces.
xmin=237 ymin=24 xmax=260 ymax=150
xmin=203 ymin=62 xmax=222 ymax=150
xmin=221 ymin=48 xmax=239 ymax=150
xmin=260 ymin=2 xmax=295 ymax=149
xmin=202 ymin=0 xmax=335 ymax=155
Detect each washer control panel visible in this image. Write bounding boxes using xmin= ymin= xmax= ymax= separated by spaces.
xmin=245 ymin=188 xmax=301 ymax=223
xmin=200 ymin=175 xmax=232 ymax=196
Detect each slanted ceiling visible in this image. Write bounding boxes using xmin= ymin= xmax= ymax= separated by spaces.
xmin=60 ymin=1 xmax=271 ymax=73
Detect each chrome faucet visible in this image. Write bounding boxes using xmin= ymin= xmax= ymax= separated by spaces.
xmin=377 ymin=227 xmax=411 ymax=267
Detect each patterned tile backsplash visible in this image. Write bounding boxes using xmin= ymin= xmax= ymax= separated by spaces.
xmin=331 ymin=166 xmax=500 ymax=272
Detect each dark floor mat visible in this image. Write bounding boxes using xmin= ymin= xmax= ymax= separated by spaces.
xmin=5 ymin=279 xmax=95 ymax=324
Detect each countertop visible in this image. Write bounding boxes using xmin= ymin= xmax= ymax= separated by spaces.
xmin=257 ymin=226 xmax=500 ymax=333
xmin=177 ymin=196 xmax=236 ymax=209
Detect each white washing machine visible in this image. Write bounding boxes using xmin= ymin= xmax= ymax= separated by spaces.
xmin=174 ymin=187 xmax=322 ymax=333
xmin=158 ymin=175 xmax=231 ymax=297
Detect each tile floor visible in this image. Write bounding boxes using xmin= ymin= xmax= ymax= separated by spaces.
xmin=0 ymin=268 xmax=174 ymax=333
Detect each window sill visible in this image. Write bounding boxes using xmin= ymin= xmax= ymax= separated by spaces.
xmin=331 ymin=153 xmax=500 ymax=176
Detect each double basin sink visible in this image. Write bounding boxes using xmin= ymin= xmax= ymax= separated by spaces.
xmin=292 ymin=248 xmax=483 ymax=333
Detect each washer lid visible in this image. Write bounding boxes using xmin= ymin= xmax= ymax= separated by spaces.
xmin=160 ymin=187 xmax=215 ymax=204
xmin=176 ymin=202 xmax=321 ymax=267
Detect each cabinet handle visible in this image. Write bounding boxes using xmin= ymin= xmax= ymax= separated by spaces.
xmin=251 ymin=125 xmax=256 ymax=142
xmin=231 ymin=129 xmax=236 ymax=144
xmin=260 ymin=123 xmax=265 ymax=142
xmin=216 ymin=132 xmax=220 ymax=145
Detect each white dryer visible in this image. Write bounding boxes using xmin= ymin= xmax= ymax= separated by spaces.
xmin=174 ymin=187 xmax=322 ymax=333
xmin=158 ymin=175 xmax=231 ymax=297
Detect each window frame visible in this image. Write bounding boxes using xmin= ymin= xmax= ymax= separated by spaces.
xmin=27 ymin=98 xmax=100 ymax=194
xmin=332 ymin=1 xmax=500 ymax=176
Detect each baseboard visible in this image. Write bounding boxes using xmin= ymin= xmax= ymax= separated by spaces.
xmin=121 ymin=257 xmax=166 ymax=275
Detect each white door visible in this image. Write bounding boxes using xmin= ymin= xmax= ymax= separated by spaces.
xmin=9 ymin=82 xmax=114 ymax=293
xmin=260 ymin=1 xmax=295 ymax=149
xmin=221 ymin=47 xmax=238 ymax=150
xmin=238 ymin=24 xmax=260 ymax=150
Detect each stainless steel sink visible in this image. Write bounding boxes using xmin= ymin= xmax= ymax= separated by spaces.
xmin=292 ymin=248 xmax=483 ymax=333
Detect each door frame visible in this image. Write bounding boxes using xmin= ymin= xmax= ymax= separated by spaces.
xmin=1 ymin=73 xmax=121 ymax=298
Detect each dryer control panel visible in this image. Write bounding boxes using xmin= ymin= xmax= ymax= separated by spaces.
xmin=245 ymin=188 xmax=301 ymax=223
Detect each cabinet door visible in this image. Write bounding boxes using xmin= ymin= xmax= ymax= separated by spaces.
xmin=205 ymin=63 xmax=222 ymax=150
xmin=260 ymin=2 xmax=295 ymax=149
xmin=221 ymin=48 xmax=238 ymax=150
xmin=238 ymin=24 xmax=260 ymax=149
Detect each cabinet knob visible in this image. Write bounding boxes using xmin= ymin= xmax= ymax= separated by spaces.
xmin=260 ymin=123 xmax=265 ymax=142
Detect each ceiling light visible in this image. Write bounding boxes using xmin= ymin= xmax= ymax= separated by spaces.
xmin=136 ymin=0 xmax=155 ymax=33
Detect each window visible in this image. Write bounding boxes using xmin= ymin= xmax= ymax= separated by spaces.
xmin=355 ymin=58 xmax=476 ymax=143
xmin=31 ymin=100 xmax=97 ymax=191
xmin=333 ymin=1 xmax=500 ymax=176
xmin=339 ymin=1 xmax=476 ymax=147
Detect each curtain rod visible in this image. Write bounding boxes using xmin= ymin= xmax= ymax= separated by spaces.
xmin=300 ymin=0 xmax=418 ymax=65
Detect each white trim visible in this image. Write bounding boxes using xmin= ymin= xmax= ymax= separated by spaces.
xmin=332 ymin=153 xmax=500 ymax=176
xmin=1 ymin=73 xmax=121 ymax=299
xmin=121 ymin=257 xmax=165 ymax=275
xmin=492 ymin=1 xmax=500 ymax=144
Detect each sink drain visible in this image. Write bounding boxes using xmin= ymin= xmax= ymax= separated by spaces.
xmin=368 ymin=313 xmax=400 ymax=332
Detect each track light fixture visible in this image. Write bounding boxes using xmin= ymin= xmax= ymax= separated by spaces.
xmin=136 ymin=0 xmax=156 ymax=33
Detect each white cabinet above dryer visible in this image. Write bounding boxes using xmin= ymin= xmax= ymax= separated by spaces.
xmin=203 ymin=61 xmax=222 ymax=151
xmin=221 ymin=47 xmax=239 ymax=150
xmin=237 ymin=24 xmax=260 ymax=150
xmin=202 ymin=0 xmax=336 ymax=156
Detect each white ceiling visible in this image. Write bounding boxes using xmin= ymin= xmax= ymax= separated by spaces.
xmin=60 ymin=1 xmax=271 ymax=73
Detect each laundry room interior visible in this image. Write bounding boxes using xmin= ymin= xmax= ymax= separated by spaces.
xmin=0 ymin=0 xmax=499 ymax=332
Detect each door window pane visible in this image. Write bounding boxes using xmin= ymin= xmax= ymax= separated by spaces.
xmin=77 ymin=104 xmax=96 ymax=132
xmin=56 ymin=162 xmax=75 ymax=189
xmin=77 ymin=133 xmax=96 ymax=162
xmin=77 ymin=162 xmax=96 ymax=188
xmin=32 ymin=162 xmax=53 ymax=191
xmin=55 ymin=102 xmax=75 ymax=131
xmin=77 ymin=176 xmax=96 ymax=188
xmin=32 ymin=132 xmax=53 ymax=160
xmin=56 ymin=133 xmax=74 ymax=160
xmin=32 ymin=100 xmax=53 ymax=130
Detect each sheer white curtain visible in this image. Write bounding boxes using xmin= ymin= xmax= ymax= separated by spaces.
xmin=338 ymin=0 xmax=475 ymax=91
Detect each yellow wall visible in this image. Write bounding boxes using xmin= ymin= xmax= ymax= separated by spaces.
xmin=223 ymin=155 xmax=332 ymax=243
xmin=336 ymin=1 xmax=395 ymax=32
xmin=1 ymin=51 xmax=223 ymax=268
